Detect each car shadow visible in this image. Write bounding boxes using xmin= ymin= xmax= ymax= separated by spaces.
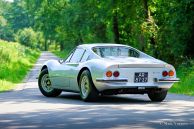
xmin=0 ymin=87 xmax=153 ymax=105
xmin=2 ymin=87 xmax=193 ymax=106
xmin=58 ymin=92 xmax=152 ymax=104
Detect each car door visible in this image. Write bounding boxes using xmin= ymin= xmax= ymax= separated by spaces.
xmin=49 ymin=52 xmax=74 ymax=89
xmin=65 ymin=48 xmax=86 ymax=91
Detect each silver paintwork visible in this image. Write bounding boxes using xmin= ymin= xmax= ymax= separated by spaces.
xmin=39 ymin=43 xmax=179 ymax=93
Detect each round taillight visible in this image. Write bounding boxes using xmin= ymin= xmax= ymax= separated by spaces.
xmin=113 ymin=71 xmax=120 ymax=77
xmin=169 ymin=70 xmax=174 ymax=76
xmin=106 ymin=71 xmax=112 ymax=77
xmin=162 ymin=71 xmax=168 ymax=77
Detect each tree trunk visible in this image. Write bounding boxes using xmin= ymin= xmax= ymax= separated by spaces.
xmin=142 ymin=0 xmax=157 ymax=57
xmin=112 ymin=0 xmax=120 ymax=44
xmin=142 ymin=0 xmax=150 ymax=20
xmin=60 ymin=42 xmax=64 ymax=51
xmin=44 ymin=40 xmax=47 ymax=51
xmin=55 ymin=42 xmax=58 ymax=50
xmin=94 ymin=23 xmax=108 ymax=42
xmin=76 ymin=32 xmax=83 ymax=45
xmin=113 ymin=11 xmax=120 ymax=44
xmin=186 ymin=23 xmax=194 ymax=57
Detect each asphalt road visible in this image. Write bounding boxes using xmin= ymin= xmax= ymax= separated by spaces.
xmin=0 ymin=52 xmax=194 ymax=129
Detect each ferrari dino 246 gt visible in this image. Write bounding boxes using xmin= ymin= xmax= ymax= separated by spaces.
xmin=38 ymin=44 xmax=179 ymax=102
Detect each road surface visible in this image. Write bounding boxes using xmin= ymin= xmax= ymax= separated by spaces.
xmin=0 ymin=52 xmax=194 ymax=129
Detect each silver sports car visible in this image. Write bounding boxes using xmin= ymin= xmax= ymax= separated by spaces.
xmin=38 ymin=44 xmax=179 ymax=102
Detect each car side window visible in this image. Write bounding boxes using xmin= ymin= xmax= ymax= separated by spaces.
xmin=80 ymin=51 xmax=90 ymax=62
xmin=69 ymin=48 xmax=85 ymax=63
xmin=65 ymin=53 xmax=73 ymax=63
xmin=128 ymin=49 xmax=139 ymax=57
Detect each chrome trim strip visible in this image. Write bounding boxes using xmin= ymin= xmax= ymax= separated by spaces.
xmin=96 ymin=79 xmax=128 ymax=82
xmin=155 ymin=78 xmax=180 ymax=82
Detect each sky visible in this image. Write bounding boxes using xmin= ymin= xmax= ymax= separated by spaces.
xmin=5 ymin=0 xmax=13 ymax=2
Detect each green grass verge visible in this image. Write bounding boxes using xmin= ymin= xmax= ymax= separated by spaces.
xmin=0 ymin=40 xmax=40 ymax=92
xmin=169 ymin=61 xmax=194 ymax=96
xmin=53 ymin=49 xmax=194 ymax=96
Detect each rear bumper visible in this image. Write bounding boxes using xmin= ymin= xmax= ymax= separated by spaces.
xmin=96 ymin=78 xmax=180 ymax=83
xmin=155 ymin=78 xmax=180 ymax=82
xmin=95 ymin=78 xmax=179 ymax=92
xmin=96 ymin=78 xmax=128 ymax=83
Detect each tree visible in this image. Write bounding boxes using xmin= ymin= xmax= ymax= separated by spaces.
xmin=1 ymin=0 xmax=194 ymax=66
xmin=15 ymin=27 xmax=44 ymax=49
xmin=0 ymin=0 xmax=13 ymax=41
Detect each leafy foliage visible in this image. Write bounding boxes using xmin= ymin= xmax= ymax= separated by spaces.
xmin=0 ymin=39 xmax=40 ymax=92
xmin=0 ymin=0 xmax=194 ymax=65
xmin=170 ymin=60 xmax=194 ymax=95
xmin=14 ymin=27 xmax=44 ymax=49
xmin=153 ymin=0 xmax=194 ymax=65
xmin=0 ymin=0 xmax=194 ymax=95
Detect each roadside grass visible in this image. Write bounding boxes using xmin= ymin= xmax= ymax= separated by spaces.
xmin=53 ymin=49 xmax=194 ymax=96
xmin=0 ymin=40 xmax=40 ymax=92
xmin=169 ymin=60 xmax=194 ymax=96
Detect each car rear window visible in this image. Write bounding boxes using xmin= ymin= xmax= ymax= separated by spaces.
xmin=92 ymin=46 xmax=139 ymax=58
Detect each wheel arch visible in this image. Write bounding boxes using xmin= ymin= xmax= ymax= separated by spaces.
xmin=41 ymin=65 xmax=48 ymax=71
xmin=77 ymin=67 xmax=91 ymax=85
xmin=40 ymin=60 xmax=58 ymax=74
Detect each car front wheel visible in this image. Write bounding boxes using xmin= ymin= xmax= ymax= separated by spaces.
xmin=79 ymin=70 xmax=98 ymax=101
xmin=148 ymin=90 xmax=168 ymax=102
xmin=38 ymin=69 xmax=62 ymax=97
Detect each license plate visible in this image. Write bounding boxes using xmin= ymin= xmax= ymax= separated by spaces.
xmin=134 ymin=72 xmax=148 ymax=83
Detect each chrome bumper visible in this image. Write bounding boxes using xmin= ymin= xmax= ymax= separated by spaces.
xmin=154 ymin=78 xmax=180 ymax=83
xmin=96 ymin=78 xmax=128 ymax=83
xmin=96 ymin=78 xmax=180 ymax=83
xmin=95 ymin=78 xmax=178 ymax=91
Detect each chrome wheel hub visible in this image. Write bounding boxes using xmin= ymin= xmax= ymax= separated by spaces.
xmin=81 ymin=76 xmax=90 ymax=98
xmin=41 ymin=74 xmax=53 ymax=92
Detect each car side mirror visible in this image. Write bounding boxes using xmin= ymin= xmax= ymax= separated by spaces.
xmin=58 ymin=59 xmax=64 ymax=64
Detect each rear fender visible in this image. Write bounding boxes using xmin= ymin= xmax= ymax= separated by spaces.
xmin=40 ymin=60 xmax=60 ymax=74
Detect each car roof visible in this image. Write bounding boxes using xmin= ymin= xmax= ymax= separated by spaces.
xmin=78 ymin=43 xmax=128 ymax=49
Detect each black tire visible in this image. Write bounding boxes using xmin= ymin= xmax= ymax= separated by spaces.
xmin=79 ymin=70 xmax=99 ymax=101
xmin=148 ymin=90 xmax=168 ymax=102
xmin=38 ymin=69 xmax=62 ymax=97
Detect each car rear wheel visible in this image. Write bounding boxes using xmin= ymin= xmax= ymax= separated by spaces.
xmin=38 ymin=69 xmax=62 ymax=97
xmin=79 ymin=70 xmax=98 ymax=101
xmin=148 ymin=90 xmax=168 ymax=102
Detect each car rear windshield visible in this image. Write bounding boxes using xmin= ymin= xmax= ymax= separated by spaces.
xmin=92 ymin=46 xmax=139 ymax=58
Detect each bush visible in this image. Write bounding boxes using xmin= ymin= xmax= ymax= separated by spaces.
xmin=15 ymin=28 xmax=44 ymax=49
xmin=0 ymin=39 xmax=40 ymax=92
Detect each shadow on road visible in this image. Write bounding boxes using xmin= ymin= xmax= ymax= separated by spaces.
xmin=0 ymin=85 xmax=194 ymax=129
xmin=59 ymin=93 xmax=151 ymax=104
xmin=0 ymin=88 xmax=194 ymax=129
xmin=0 ymin=87 xmax=153 ymax=105
xmin=0 ymin=86 xmax=194 ymax=105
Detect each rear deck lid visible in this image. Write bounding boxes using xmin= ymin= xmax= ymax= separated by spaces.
xmin=104 ymin=57 xmax=165 ymax=68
